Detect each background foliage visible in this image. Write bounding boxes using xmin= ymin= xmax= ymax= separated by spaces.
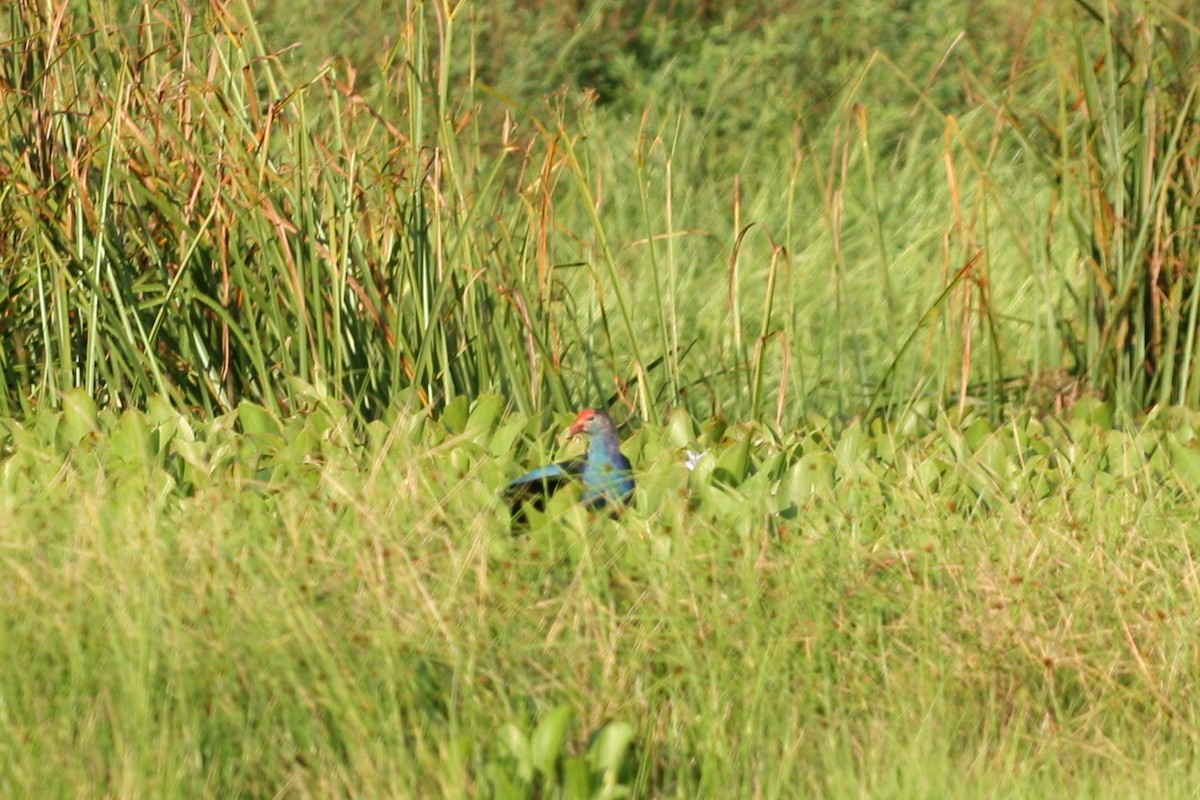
xmin=5 ymin=391 xmax=1200 ymax=796
xmin=5 ymin=1 xmax=1200 ymax=797
xmin=3 ymin=0 xmax=1196 ymax=425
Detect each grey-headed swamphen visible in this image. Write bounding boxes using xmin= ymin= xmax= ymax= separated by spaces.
xmin=504 ymin=408 xmax=634 ymax=518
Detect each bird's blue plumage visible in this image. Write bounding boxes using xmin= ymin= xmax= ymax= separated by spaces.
xmin=504 ymin=409 xmax=634 ymax=519
xmin=510 ymin=462 xmax=580 ymax=485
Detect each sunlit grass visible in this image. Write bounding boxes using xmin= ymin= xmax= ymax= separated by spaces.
xmin=2 ymin=0 xmax=1157 ymax=425
xmin=3 ymin=1 xmax=1200 ymax=796
xmin=2 ymin=396 xmax=1200 ymax=796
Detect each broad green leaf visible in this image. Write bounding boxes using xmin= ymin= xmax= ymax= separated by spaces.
xmin=835 ymin=420 xmax=866 ymax=473
xmin=964 ymin=417 xmax=993 ymax=451
xmin=561 ymin=756 xmax=591 ymax=799
xmin=442 ymin=395 xmax=470 ymax=434
xmin=1071 ymin=396 xmax=1113 ymax=429
xmin=484 ymin=764 xmax=523 ymax=800
xmin=587 ymin=721 xmax=635 ymax=776
xmin=59 ymin=389 xmax=99 ymax=447
xmin=666 ymin=407 xmax=696 ymax=447
xmin=530 ymin=705 xmax=574 ymax=778
xmin=699 ymin=416 xmax=727 ymax=446
xmin=688 ymin=447 xmax=716 ymax=490
xmin=937 ymin=414 xmax=967 ymax=463
xmin=467 ymin=394 xmax=505 ymax=435
xmin=914 ymin=455 xmax=945 ymax=491
xmin=237 ymin=401 xmax=281 ymax=436
xmin=495 ymin=723 xmax=532 ymax=783
xmin=782 ymin=452 xmax=835 ymax=504
xmin=714 ymin=430 xmax=752 ymax=485
xmin=34 ymin=410 xmax=61 ymax=449
xmin=108 ymin=409 xmax=154 ymax=467
xmin=1166 ymin=438 xmax=1200 ymax=491
xmin=490 ymin=419 xmax=526 ymax=458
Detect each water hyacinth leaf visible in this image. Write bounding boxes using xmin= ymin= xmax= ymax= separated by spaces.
xmin=835 ymin=421 xmax=866 ymax=474
xmin=758 ymin=451 xmax=787 ymax=481
xmin=401 ymin=409 xmax=428 ymax=444
xmin=59 ymin=388 xmax=100 ymax=448
xmin=1071 ymin=396 xmax=1113 ymax=429
xmin=147 ymin=394 xmax=193 ymax=447
xmin=963 ymin=417 xmax=993 ymax=452
xmin=937 ymin=414 xmax=967 ymax=463
xmin=34 ymin=410 xmax=61 ymax=450
xmin=624 ymin=426 xmax=658 ymax=465
xmin=1027 ymin=455 xmax=1057 ymax=498
xmin=108 ymin=409 xmax=154 ymax=467
xmin=441 ymin=395 xmax=470 ymax=434
xmin=873 ymin=432 xmax=897 ymax=465
xmin=1145 ymin=432 xmax=1170 ymax=474
xmin=467 ymin=394 xmax=505 ymax=436
xmin=783 ymin=452 xmax=835 ymax=504
xmin=974 ymin=433 xmax=1010 ymax=482
xmin=699 ymin=416 xmax=727 ymax=446
xmin=688 ymin=446 xmax=717 ymax=491
xmin=697 ymin=486 xmax=756 ymax=529
xmin=666 ymin=407 xmax=696 ymax=447
xmin=495 ymin=723 xmax=533 ymax=783
xmin=236 ymin=401 xmax=281 ymax=437
xmin=914 ymin=455 xmax=945 ymax=491
xmin=739 ymin=454 xmax=780 ymax=500
xmin=304 ymin=400 xmax=347 ymax=438
xmin=1166 ymin=438 xmax=1200 ymax=491
xmin=562 ymin=756 xmax=590 ymax=799
xmin=1023 ymin=416 xmax=1052 ymax=457
xmin=449 ymin=442 xmax=479 ymax=476
xmin=484 ymin=764 xmax=523 ymax=800
xmin=171 ymin=437 xmax=214 ymax=489
xmin=1134 ymin=430 xmax=1159 ymax=460
xmin=1162 ymin=407 xmax=1198 ymax=443
xmin=490 ymin=418 xmax=527 ymax=458
xmin=714 ymin=430 xmax=752 ymax=485
xmin=1104 ymin=429 xmax=1140 ymax=477
xmin=587 ymin=720 xmax=635 ymax=777
xmin=530 ymin=705 xmax=574 ymax=778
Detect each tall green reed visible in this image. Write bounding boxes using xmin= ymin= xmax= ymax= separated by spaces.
xmin=1007 ymin=2 xmax=1200 ymax=415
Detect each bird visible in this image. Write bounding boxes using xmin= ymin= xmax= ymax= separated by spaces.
xmin=503 ymin=408 xmax=634 ymax=519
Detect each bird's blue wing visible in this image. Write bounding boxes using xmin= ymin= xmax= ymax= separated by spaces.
xmin=507 ymin=462 xmax=576 ymax=485
xmin=503 ymin=459 xmax=585 ymax=517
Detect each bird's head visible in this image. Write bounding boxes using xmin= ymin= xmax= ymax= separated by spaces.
xmin=568 ymin=408 xmax=611 ymax=437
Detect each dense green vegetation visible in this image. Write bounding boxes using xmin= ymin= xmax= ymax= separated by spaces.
xmin=5 ymin=393 xmax=1200 ymax=796
xmin=3 ymin=0 xmax=1200 ymax=796
xmin=3 ymin=0 xmax=1195 ymax=423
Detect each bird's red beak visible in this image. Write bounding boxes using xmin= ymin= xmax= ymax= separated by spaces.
xmin=568 ymin=410 xmax=592 ymax=437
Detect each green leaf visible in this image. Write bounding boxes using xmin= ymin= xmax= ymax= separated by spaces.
xmin=1166 ymin=438 xmax=1200 ymax=491
xmin=587 ymin=721 xmax=635 ymax=777
xmin=467 ymin=394 xmax=505 ymax=435
xmin=491 ymin=418 xmax=527 ymax=458
xmin=665 ymin=407 xmax=696 ymax=447
xmin=714 ymin=430 xmax=752 ymax=485
xmin=1071 ymin=396 xmax=1113 ymax=429
xmin=530 ymin=705 xmax=574 ymax=778
xmin=561 ymin=756 xmax=591 ymax=799
xmin=59 ymin=388 xmax=99 ymax=448
xmin=782 ymin=452 xmax=835 ymax=505
xmin=495 ymin=723 xmax=532 ymax=783
xmin=108 ymin=409 xmax=154 ymax=467
xmin=442 ymin=395 xmax=470 ymax=434
xmin=835 ymin=420 xmax=866 ymax=473
xmin=237 ymin=401 xmax=281 ymax=437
